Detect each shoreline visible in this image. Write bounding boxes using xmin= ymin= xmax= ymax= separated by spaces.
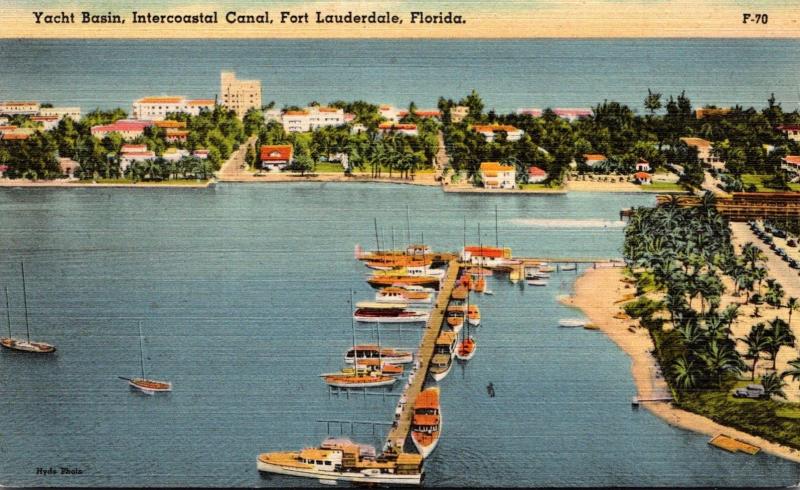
xmin=561 ymin=267 xmax=800 ymax=465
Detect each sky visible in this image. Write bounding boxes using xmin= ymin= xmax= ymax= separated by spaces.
xmin=1 ymin=0 xmax=798 ymax=38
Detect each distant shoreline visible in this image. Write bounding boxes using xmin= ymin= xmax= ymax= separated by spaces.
xmin=562 ymin=267 xmax=800 ymax=465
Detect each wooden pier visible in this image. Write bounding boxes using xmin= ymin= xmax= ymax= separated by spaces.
xmin=384 ymin=259 xmax=461 ymax=454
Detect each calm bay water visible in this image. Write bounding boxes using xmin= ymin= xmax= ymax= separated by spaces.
xmin=1 ymin=39 xmax=799 ymax=112
xmin=0 ymin=183 xmax=797 ymax=487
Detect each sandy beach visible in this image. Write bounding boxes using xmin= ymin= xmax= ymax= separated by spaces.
xmin=562 ymin=267 xmax=800 ymax=464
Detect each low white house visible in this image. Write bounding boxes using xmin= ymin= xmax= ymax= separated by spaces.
xmin=583 ymin=154 xmax=607 ymax=168
xmin=472 ymin=124 xmax=524 ymax=142
xmin=480 ymin=162 xmax=516 ymax=189
xmin=378 ymin=123 xmax=418 ymax=137
xmin=781 ymin=155 xmax=800 ymax=176
xmin=281 ymin=106 xmax=345 ymax=133
xmin=635 ymin=159 xmax=651 ymax=172
xmin=779 ymin=125 xmax=800 ymax=143
xmin=119 ymin=144 xmax=155 ymax=172
xmin=680 ymin=137 xmax=724 ymax=169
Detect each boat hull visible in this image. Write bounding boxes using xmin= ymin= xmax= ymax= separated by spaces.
xmin=256 ymin=460 xmax=422 ymax=485
xmin=430 ymin=357 xmax=453 ymax=382
xmin=411 ymin=410 xmax=442 ymax=458
xmin=454 ymin=339 xmax=476 ymax=361
xmin=323 ymin=377 xmax=397 ymax=388
xmin=129 ymin=379 xmax=172 ymax=394
xmin=0 ymin=337 xmax=56 ymax=353
xmin=354 ymin=313 xmax=429 ymax=324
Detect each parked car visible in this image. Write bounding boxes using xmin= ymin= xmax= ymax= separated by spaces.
xmin=733 ymin=384 xmax=766 ymax=399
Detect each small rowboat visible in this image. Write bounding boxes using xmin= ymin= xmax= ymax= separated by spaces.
xmin=454 ymin=337 xmax=476 ymax=361
xmin=538 ymin=265 xmax=556 ymax=273
xmin=559 ymin=318 xmax=587 ymax=328
xmin=560 ymin=264 xmax=577 ymax=271
xmin=527 ymin=279 xmax=548 ymax=286
xmin=125 ymin=377 xmax=172 ymax=394
xmin=451 ymin=285 xmax=469 ymax=301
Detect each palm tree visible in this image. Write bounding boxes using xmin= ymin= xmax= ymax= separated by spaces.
xmin=701 ymin=340 xmax=743 ymax=387
xmin=765 ymin=318 xmax=795 ymax=371
xmin=765 ymin=279 xmax=785 ymax=308
xmin=739 ymin=323 xmax=769 ymax=381
xmin=672 ymin=357 xmax=700 ymax=390
xmin=760 ymin=372 xmax=787 ymax=399
xmin=786 ymin=297 xmax=798 ymax=326
xmin=781 ymin=357 xmax=800 ymax=383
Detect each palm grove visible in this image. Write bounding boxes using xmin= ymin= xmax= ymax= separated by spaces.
xmin=0 ymin=107 xmax=244 ymax=181
xmin=624 ymin=195 xmax=800 ymax=448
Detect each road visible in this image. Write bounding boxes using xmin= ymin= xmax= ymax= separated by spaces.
xmin=217 ymin=135 xmax=257 ymax=180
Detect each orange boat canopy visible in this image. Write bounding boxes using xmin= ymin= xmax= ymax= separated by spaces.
xmin=414 ymin=388 xmax=440 ymax=410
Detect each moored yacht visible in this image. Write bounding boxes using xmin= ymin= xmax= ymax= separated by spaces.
xmin=375 ymin=286 xmax=434 ymax=305
xmin=344 ymin=345 xmax=414 ymax=365
xmin=353 ymin=302 xmax=429 ymax=323
xmin=257 ymin=437 xmax=424 ymax=485
xmin=411 ymin=387 xmax=441 ymax=458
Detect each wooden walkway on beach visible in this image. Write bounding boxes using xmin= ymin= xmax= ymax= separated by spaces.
xmin=384 ymin=259 xmax=460 ymax=453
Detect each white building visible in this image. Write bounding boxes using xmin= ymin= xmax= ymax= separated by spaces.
xmin=480 ymin=162 xmax=516 ymax=189
xmin=38 ymin=107 xmax=81 ymax=120
xmin=379 ymin=105 xmax=400 ymax=123
xmin=132 ymin=96 xmax=214 ymax=121
xmin=472 ymin=124 xmax=524 ymax=142
xmin=779 ymin=125 xmax=800 ymax=143
xmin=0 ymin=101 xmax=40 ymax=115
xmin=281 ymin=106 xmax=345 ymax=133
xmin=162 ymin=147 xmax=190 ymax=162
xmin=263 ymin=109 xmax=282 ymax=123
xmin=450 ymin=105 xmax=470 ymax=123
xmin=30 ymin=116 xmax=60 ymax=131
xmin=119 ymin=144 xmax=155 ymax=172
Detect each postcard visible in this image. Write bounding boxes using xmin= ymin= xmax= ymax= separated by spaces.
xmin=1 ymin=0 xmax=800 ymax=487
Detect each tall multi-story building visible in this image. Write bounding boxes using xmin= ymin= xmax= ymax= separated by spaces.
xmin=220 ymin=71 xmax=262 ymax=118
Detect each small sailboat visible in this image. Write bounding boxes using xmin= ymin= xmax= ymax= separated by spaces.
xmin=560 ymin=263 xmax=577 ymax=271
xmin=121 ymin=321 xmax=171 ymax=394
xmin=455 ymin=292 xmax=477 ymax=361
xmin=411 ymin=386 xmax=441 ymax=458
xmin=325 ymin=295 xmax=398 ymax=389
xmin=0 ymin=264 xmax=56 ymax=354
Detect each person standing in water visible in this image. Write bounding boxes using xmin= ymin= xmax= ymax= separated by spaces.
xmin=487 ymin=382 xmax=495 ymax=397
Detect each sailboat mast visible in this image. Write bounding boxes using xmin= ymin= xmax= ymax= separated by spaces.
xmin=4 ymin=286 xmax=11 ymax=338
xmin=350 ymin=289 xmax=358 ymax=377
xmin=138 ymin=321 xmax=145 ymax=378
xmin=463 ymin=216 xmax=466 ymax=251
xmin=495 ymin=204 xmax=499 ymax=248
xmin=391 ymin=226 xmax=395 ymax=251
xmin=373 ymin=217 xmax=381 ymax=254
xmin=478 ymin=223 xmax=483 ymax=266
xmin=406 ymin=205 xmax=411 ymax=250
xmin=21 ymin=262 xmax=30 ymax=341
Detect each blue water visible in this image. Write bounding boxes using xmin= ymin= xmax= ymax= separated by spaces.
xmin=1 ymin=39 xmax=799 ymax=112
xmin=0 ymin=183 xmax=797 ymax=487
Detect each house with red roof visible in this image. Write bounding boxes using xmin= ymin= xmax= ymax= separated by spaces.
xmin=165 ymin=129 xmax=189 ymax=143
xmin=91 ymin=120 xmax=153 ymax=141
xmin=260 ymin=145 xmax=294 ymax=171
xmin=378 ymin=123 xmax=418 ymax=137
xmin=527 ymin=166 xmax=547 ymax=183
xmin=553 ymin=108 xmax=593 ymax=121
xmin=119 ymin=143 xmax=156 ymax=172
xmin=472 ymin=124 xmax=524 ymax=142
xmin=634 ymin=172 xmax=652 ymax=185
xmin=582 ymin=154 xmax=607 ymax=168
xmin=781 ymin=155 xmax=800 ymax=176
xmin=778 ymin=124 xmax=800 ymax=143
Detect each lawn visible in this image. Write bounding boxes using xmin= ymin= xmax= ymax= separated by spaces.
xmin=676 ymin=382 xmax=800 ymax=450
xmin=646 ymin=181 xmax=687 ymax=192
xmin=519 ymin=183 xmax=558 ymax=190
xmin=741 ymin=174 xmax=800 ymax=192
xmin=77 ymin=178 xmax=210 ymax=186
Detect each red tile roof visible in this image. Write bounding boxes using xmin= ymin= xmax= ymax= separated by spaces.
xmin=473 ymin=124 xmax=519 ymax=133
xmin=137 ymin=97 xmax=184 ymax=104
xmin=782 ymin=156 xmax=800 ymax=167
xmin=528 ymin=166 xmax=547 ymax=176
xmin=634 ymin=172 xmax=651 ymax=179
xmin=1 ymin=133 xmax=29 ymax=140
xmin=379 ymin=123 xmax=417 ymax=131
xmin=92 ymin=120 xmax=153 ymax=134
xmin=260 ymin=145 xmax=293 ymax=162
xmin=584 ymin=154 xmax=606 ymax=161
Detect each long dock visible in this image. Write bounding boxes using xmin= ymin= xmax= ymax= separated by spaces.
xmin=384 ymin=259 xmax=461 ymax=454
